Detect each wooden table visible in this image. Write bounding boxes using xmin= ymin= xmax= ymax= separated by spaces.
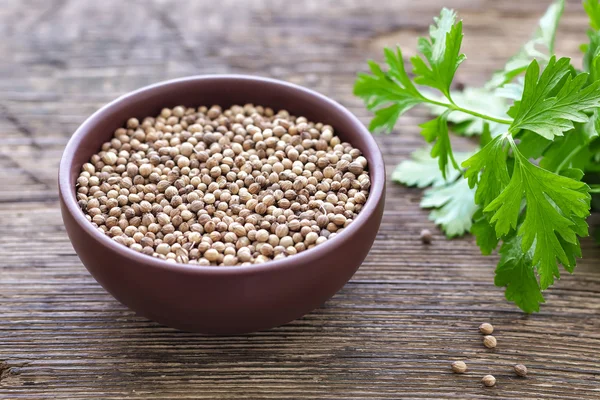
xmin=1 ymin=0 xmax=599 ymax=398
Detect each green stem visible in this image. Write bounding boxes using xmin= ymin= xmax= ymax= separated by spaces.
xmin=590 ymin=185 xmax=600 ymax=194
xmin=505 ymin=134 xmax=529 ymax=164
xmin=425 ymin=97 xmax=514 ymax=125
xmin=505 ymin=133 xmax=519 ymax=152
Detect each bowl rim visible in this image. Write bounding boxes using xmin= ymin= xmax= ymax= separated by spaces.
xmin=59 ymin=74 xmax=385 ymax=276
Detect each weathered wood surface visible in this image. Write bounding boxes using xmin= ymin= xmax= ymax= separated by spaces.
xmin=1 ymin=0 xmax=599 ymax=398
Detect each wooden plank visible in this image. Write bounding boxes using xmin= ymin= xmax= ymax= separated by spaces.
xmin=1 ymin=0 xmax=599 ymax=398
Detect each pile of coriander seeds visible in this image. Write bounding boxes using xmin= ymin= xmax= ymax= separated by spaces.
xmin=76 ymin=104 xmax=370 ymax=266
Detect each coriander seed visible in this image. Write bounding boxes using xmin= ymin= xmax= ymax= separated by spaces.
xmin=76 ymin=104 xmax=370 ymax=266
xmin=102 ymin=152 xmax=117 ymax=166
xmin=482 ymin=375 xmax=496 ymax=387
xmin=451 ymin=361 xmax=467 ymax=374
xmin=479 ymin=323 xmax=494 ymax=335
xmin=420 ymin=229 xmax=432 ymax=244
xmin=514 ymin=364 xmax=527 ymax=377
xmin=483 ymin=335 xmax=497 ymax=349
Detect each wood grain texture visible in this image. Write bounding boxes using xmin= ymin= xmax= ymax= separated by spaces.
xmin=1 ymin=0 xmax=600 ymax=398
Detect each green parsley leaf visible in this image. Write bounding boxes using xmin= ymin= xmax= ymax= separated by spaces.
xmin=584 ymin=0 xmax=600 ymax=30
xmin=560 ymin=168 xmax=586 ymax=181
xmin=516 ymin=131 xmax=552 ymax=159
xmin=586 ymin=108 xmax=600 ymax=139
xmin=536 ymin=0 xmax=564 ymax=54
xmin=354 ymin=49 xmax=424 ymax=133
xmin=419 ymin=111 xmax=459 ymax=179
xmin=367 ymin=104 xmax=403 ymax=134
xmin=411 ymin=8 xmax=466 ymax=98
xmin=583 ymin=30 xmax=600 ymax=84
xmin=583 ymin=30 xmax=600 ymax=71
xmin=591 ymin=54 xmax=600 ymax=83
xmin=392 ymin=148 xmax=470 ymax=188
xmin=471 ymin=209 xmax=499 ymax=255
xmin=539 ymin=125 xmax=593 ymax=173
xmin=485 ymin=141 xmax=591 ymax=289
xmin=394 ymin=148 xmax=475 ymax=238
xmin=355 ymin=4 xmax=597 ymax=313
xmin=462 ymin=134 xmax=511 ymax=208
xmin=480 ymin=122 xmax=493 ymax=147
xmin=420 ymin=178 xmax=477 ymax=237
xmin=495 ymin=79 xmax=524 ymax=101
xmin=494 ymin=232 xmax=545 ymax=313
xmin=487 ymin=0 xmax=564 ymax=88
xmin=509 ymin=57 xmax=600 ymax=140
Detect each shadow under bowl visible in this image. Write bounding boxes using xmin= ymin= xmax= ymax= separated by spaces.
xmin=59 ymin=75 xmax=385 ymax=334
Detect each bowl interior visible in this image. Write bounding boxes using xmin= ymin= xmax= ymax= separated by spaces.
xmin=60 ymin=75 xmax=385 ymax=271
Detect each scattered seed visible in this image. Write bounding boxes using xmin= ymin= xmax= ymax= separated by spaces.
xmin=514 ymin=364 xmax=528 ymax=377
xmin=483 ymin=335 xmax=497 ymax=349
xmin=420 ymin=229 xmax=432 ymax=244
xmin=482 ymin=375 xmax=496 ymax=387
xmin=451 ymin=361 xmax=468 ymax=374
xmin=479 ymin=322 xmax=494 ymax=335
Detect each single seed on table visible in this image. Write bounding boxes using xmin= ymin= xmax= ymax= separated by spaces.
xmin=482 ymin=375 xmax=496 ymax=387
xmin=514 ymin=364 xmax=528 ymax=377
xmin=483 ymin=335 xmax=497 ymax=349
xmin=420 ymin=229 xmax=433 ymax=244
xmin=451 ymin=361 xmax=467 ymax=374
xmin=479 ymin=323 xmax=494 ymax=335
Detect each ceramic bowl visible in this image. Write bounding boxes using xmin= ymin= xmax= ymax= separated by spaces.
xmin=59 ymin=75 xmax=385 ymax=334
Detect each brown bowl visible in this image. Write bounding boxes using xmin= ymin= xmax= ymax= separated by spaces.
xmin=59 ymin=75 xmax=385 ymax=334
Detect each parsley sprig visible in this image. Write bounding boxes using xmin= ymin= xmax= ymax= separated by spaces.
xmin=354 ymin=0 xmax=600 ymax=312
